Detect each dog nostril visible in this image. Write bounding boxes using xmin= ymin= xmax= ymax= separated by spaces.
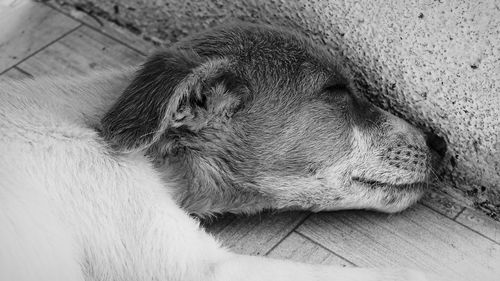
xmin=425 ymin=131 xmax=447 ymax=158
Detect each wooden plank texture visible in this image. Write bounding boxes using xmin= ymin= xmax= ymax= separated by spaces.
xmin=296 ymin=204 xmax=500 ymax=281
xmin=203 ymin=214 xmax=237 ymax=235
xmin=0 ymin=67 xmax=32 ymax=82
xmin=456 ymin=208 xmax=500 ymax=244
xmin=18 ymin=26 xmax=144 ymax=77
xmin=0 ymin=0 xmax=80 ymax=72
xmin=267 ymin=232 xmax=353 ymax=267
xmin=44 ymin=1 xmax=158 ymax=55
xmin=209 ymin=211 xmax=309 ymax=256
xmin=421 ymin=188 xmax=465 ymax=219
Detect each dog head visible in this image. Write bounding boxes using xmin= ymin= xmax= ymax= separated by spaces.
xmin=102 ymin=23 xmax=436 ymax=215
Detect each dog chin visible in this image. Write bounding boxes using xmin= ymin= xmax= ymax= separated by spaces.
xmin=360 ymin=181 xmax=427 ymax=213
xmin=372 ymin=192 xmax=425 ymax=213
xmin=315 ymin=179 xmax=426 ymax=214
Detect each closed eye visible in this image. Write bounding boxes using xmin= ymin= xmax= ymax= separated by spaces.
xmin=323 ymin=83 xmax=350 ymax=93
xmin=321 ymin=84 xmax=352 ymax=105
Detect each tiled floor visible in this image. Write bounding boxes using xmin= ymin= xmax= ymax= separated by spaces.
xmin=1 ymin=1 xmax=499 ymax=280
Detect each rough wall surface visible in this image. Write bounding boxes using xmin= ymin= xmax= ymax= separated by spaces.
xmin=47 ymin=0 xmax=499 ymax=213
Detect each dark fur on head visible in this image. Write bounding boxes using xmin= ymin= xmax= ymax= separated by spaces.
xmin=102 ymin=23 xmax=433 ymax=216
xmin=102 ymin=50 xmax=246 ymax=151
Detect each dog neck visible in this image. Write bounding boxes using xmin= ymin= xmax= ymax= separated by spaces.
xmin=154 ymin=157 xmax=276 ymax=217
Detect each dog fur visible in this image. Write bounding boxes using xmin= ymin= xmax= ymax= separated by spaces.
xmin=0 ymin=23 xmax=434 ymax=281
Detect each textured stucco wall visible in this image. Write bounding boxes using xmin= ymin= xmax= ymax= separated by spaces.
xmin=48 ymin=0 xmax=500 ymax=213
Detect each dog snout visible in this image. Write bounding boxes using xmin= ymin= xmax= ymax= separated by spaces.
xmin=391 ymin=120 xmax=447 ymax=175
xmin=383 ymin=137 xmax=429 ymax=173
xmin=381 ymin=113 xmax=434 ymax=176
xmin=392 ymin=124 xmax=447 ymax=175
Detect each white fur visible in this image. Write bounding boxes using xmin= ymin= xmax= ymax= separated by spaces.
xmin=0 ymin=72 xmax=433 ymax=281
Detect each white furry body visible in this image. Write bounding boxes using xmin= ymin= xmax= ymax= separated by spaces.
xmin=0 ymin=73 xmax=429 ymax=281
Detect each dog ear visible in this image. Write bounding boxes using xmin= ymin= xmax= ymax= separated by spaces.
xmin=101 ymin=49 xmax=248 ymax=152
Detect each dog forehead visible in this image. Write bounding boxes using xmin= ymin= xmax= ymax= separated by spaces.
xmin=182 ymin=23 xmax=317 ymax=60
xmin=178 ymin=23 xmax=336 ymax=94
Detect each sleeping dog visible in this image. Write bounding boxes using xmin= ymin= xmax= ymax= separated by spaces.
xmin=0 ymin=23 xmax=433 ymax=281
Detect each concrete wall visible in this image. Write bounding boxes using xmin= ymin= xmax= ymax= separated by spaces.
xmin=49 ymin=0 xmax=500 ymax=213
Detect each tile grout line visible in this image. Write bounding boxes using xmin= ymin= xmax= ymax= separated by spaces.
xmin=13 ymin=66 xmax=34 ymax=78
xmin=294 ymin=230 xmax=357 ymax=266
xmin=264 ymin=212 xmax=312 ymax=256
xmin=41 ymin=2 xmax=150 ymax=57
xmin=421 ymin=204 xmax=500 ymax=245
xmin=452 ymin=207 xmax=466 ymax=220
xmin=0 ymin=24 xmax=83 ymax=76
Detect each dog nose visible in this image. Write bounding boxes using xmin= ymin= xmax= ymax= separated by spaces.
xmin=425 ymin=131 xmax=447 ymax=174
xmin=425 ymin=131 xmax=447 ymax=159
xmin=380 ymin=112 xmax=436 ymax=172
